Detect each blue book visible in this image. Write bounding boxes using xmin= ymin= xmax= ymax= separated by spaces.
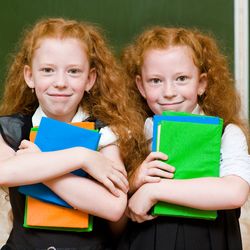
xmin=19 ymin=117 xmax=101 ymax=208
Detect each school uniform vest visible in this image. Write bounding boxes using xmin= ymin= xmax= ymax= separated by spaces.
xmin=0 ymin=114 xmax=112 ymax=250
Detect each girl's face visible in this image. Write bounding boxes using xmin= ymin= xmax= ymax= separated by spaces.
xmin=136 ymin=46 xmax=207 ymax=114
xmin=24 ymin=38 xmax=96 ymax=122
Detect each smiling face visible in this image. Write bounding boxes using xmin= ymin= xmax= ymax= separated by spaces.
xmin=24 ymin=38 xmax=96 ymax=122
xmin=136 ymin=46 xmax=207 ymax=114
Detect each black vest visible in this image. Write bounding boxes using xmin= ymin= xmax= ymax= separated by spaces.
xmin=0 ymin=114 xmax=113 ymax=250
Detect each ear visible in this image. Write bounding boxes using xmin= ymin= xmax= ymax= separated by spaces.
xmin=85 ymin=68 xmax=97 ymax=92
xmin=23 ymin=65 xmax=35 ymax=89
xmin=198 ymin=73 xmax=208 ymax=96
xmin=135 ymin=75 xmax=147 ymax=98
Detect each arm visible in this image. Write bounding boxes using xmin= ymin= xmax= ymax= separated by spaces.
xmin=0 ymin=136 xmax=127 ymax=196
xmin=128 ymin=123 xmax=250 ymax=222
xmin=45 ymin=144 xmax=127 ymax=221
xmin=128 ymin=175 xmax=249 ymax=223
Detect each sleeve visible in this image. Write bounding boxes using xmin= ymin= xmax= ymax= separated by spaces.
xmin=220 ymin=124 xmax=250 ymax=185
xmin=98 ymin=126 xmax=118 ymax=150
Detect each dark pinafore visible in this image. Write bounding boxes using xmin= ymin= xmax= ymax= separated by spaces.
xmin=0 ymin=114 xmax=113 ymax=250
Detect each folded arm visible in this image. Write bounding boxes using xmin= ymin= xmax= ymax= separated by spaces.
xmin=45 ymin=144 xmax=128 ymax=221
xmin=128 ymin=175 xmax=249 ymax=222
xmin=0 ymin=136 xmax=128 ymax=196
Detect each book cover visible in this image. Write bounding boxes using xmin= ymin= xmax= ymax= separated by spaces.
xmin=24 ymin=196 xmax=93 ymax=232
xmin=19 ymin=118 xmax=100 ymax=208
xmin=151 ymin=111 xmax=223 ymax=220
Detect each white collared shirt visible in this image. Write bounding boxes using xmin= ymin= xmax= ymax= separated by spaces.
xmin=144 ymin=106 xmax=250 ymax=185
xmin=32 ymin=106 xmax=118 ymax=150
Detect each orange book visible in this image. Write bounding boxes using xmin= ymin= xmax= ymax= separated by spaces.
xmin=25 ymin=197 xmax=89 ymax=228
xmin=23 ymin=121 xmax=95 ymax=231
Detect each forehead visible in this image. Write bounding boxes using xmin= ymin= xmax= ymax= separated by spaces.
xmin=31 ymin=38 xmax=89 ymax=64
xmin=143 ymin=46 xmax=193 ymax=63
xmin=142 ymin=46 xmax=197 ymax=71
xmin=34 ymin=38 xmax=87 ymax=56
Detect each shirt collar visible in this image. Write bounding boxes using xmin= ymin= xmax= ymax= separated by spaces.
xmin=32 ymin=106 xmax=89 ymax=126
xmin=191 ymin=104 xmax=204 ymax=115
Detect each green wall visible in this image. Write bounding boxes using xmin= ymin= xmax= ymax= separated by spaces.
xmin=0 ymin=0 xmax=234 ymax=92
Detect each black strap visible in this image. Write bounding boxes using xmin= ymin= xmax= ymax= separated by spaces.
xmin=84 ymin=116 xmax=106 ymax=130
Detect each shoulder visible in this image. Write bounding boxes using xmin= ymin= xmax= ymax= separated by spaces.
xmin=99 ymin=126 xmax=118 ymax=150
xmin=221 ymin=124 xmax=248 ymax=153
xmin=84 ymin=116 xmax=117 ymax=149
xmin=220 ymin=123 xmax=250 ymax=184
xmin=144 ymin=117 xmax=153 ymax=140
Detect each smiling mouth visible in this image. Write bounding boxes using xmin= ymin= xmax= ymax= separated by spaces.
xmin=160 ymin=101 xmax=184 ymax=106
xmin=48 ymin=94 xmax=72 ymax=97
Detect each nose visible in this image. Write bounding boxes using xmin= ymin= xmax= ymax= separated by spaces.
xmin=163 ymin=81 xmax=176 ymax=98
xmin=53 ymin=71 xmax=68 ymax=88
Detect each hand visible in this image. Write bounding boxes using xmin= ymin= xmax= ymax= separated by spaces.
xmin=82 ymin=150 xmax=128 ymax=197
xmin=127 ymin=183 xmax=158 ymax=223
xmin=16 ymin=140 xmax=41 ymax=155
xmin=130 ymin=152 xmax=175 ymax=194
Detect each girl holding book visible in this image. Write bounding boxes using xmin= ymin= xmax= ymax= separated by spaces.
xmin=117 ymin=27 xmax=250 ymax=250
xmin=0 ymin=18 xmax=144 ymax=250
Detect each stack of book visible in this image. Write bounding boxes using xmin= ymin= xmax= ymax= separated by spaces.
xmin=19 ymin=117 xmax=101 ymax=231
xmin=151 ymin=111 xmax=223 ymax=220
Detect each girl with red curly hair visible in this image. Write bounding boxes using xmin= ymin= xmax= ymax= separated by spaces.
xmin=0 ymin=17 xmax=145 ymax=249
xmin=118 ymin=27 xmax=250 ymax=250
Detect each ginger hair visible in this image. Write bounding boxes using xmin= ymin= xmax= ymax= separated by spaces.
xmin=0 ymin=17 xmax=145 ymax=167
xmin=122 ymin=26 xmax=249 ymax=175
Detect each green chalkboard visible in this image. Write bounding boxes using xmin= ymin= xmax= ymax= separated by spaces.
xmin=0 ymin=0 xmax=234 ymax=92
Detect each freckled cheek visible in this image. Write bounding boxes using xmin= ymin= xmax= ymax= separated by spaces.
xmin=74 ymin=85 xmax=87 ymax=96
xmin=146 ymin=93 xmax=160 ymax=104
xmin=146 ymin=94 xmax=161 ymax=113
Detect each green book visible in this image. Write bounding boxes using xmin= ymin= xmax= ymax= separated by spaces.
xmin=151 ymin=111 xmax=223 ymax=220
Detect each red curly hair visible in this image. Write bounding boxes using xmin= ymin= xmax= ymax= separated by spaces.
xmin=122 ymin=26 xmax=250 ymax=175
xmin=0 ymin=17 xmax=145 ymax=168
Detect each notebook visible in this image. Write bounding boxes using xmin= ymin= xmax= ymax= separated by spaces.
xmin=151 ymin=111 xmax=223 ymax=220
xmin=19 ymin=117 xmax=100 ymax=208
xmin=22 ymin=119 xmax=96 ymax=231
xmin=24 ymin=196 xmax=93 ymax=232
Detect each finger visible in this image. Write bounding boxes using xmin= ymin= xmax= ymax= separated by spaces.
xmin=132 ymin=214 xmax=152 ymax=223
xmin=147 ymin=161 xmax=175 ymax=173
xmin=148 ymin=160 xmax=175 ymax=170
xmin=144 ymin=176 xmax=161 ymax=183
xmin=18 ymin=140 xmax=30 ymax=149
xmin=139 ymin=214 xmax=157 ymax=222
xmin=147 ymin=168 xmax=174 ymax=179
xmin=114 ymin=164 xmax=128 ymax=177
xmin=102 ymin=178 xmax=120 ymax=197
xmin=109 ymin=172 xmax=129 ymax=193
xmin=144 ymin=151 xmax=168 ymax=163
xmin=129 ymin=213 xmax=137 ymax=222
xmin=112 ymin=168 xmax=129 ymax=188
xmin=129 ymin=212 xmax=144 ymax=223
